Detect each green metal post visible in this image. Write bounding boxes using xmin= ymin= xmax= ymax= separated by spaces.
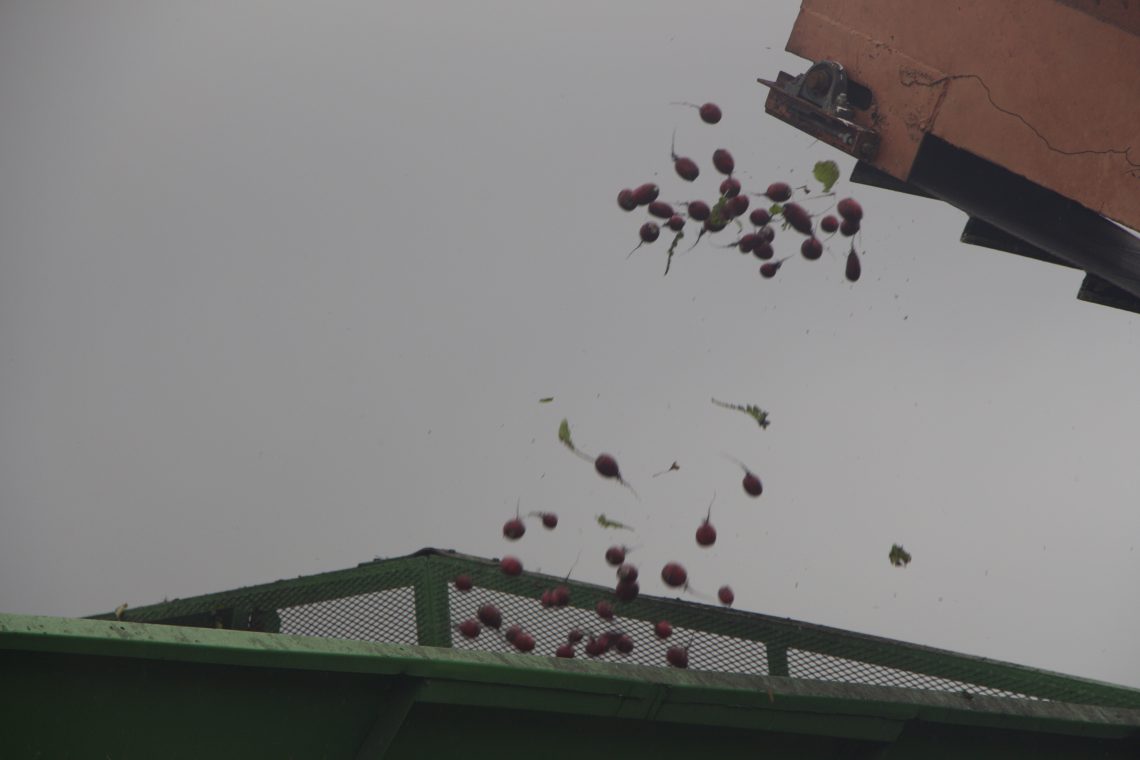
xmin=413 ymin=559 xmax=451 ymax=647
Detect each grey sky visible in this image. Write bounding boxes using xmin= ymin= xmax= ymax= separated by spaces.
xmin=2 ymin=1 xmax=1138 ymax=688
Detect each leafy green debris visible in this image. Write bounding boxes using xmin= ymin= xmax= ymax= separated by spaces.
xmin=889 ymin=544 xmax=912 ymax=567
xmin=558 ymin=418 xmax=574 ymax=448
xmin=596 ymin=514 xmax=635 ymax=531
xmin=812 ymin=160 xmax=840 ymax=192
xmin=711 ymin=398 xmax=770 ymax=429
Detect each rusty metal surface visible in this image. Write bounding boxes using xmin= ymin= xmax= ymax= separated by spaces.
xmin=787 ymin=0 xmax=1140 ymax=233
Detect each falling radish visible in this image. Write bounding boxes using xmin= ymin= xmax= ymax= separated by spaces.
xmin=695 ymin=493 xmax=717 ymax=547
xmin=846 ymin=248 xmax=862 ymax=282
xmin=661 ymin=562 xmax=688 ymax=588
xmin=723 ymin=453 xmax=763 ymax=497
xmin=717 ymin=585 xmax=735 ymax=606
xmin=454 ymin=574 xmax=473 ymax=592
xmin=712 ymin=149 xmax=735 ymax=176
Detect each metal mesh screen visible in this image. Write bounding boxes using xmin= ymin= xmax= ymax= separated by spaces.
xmin=89 ymin=549 xmax=1140 ymax=710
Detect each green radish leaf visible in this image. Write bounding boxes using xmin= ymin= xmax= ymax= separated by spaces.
xmin=558 ymin=419 xmax=573 ymax=448
xmin=812 ymin=160 xmax=840 ymax=192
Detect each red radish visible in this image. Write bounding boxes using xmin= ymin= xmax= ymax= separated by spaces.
xmin=661 ymin=562 xmax=688 ymax=588
xmin=759 ymin=259 xmax=787 ymax=278
xmin=567 ymin=628 xmax=585 ymax=643
xmin=584 ymin=637 xmax=605 ymax=657
xmin=719 ymin=177 xmax=741 ymax=198
xmin=540 ymin=589 xmax=553 ymax=608
xmin=765 ymin=182 xmax=792 ymax=202
xmin=737 ymin=233 xmax=758 ymax=254
xmin=541 ymin=512 xmax=558 ymax=529
xmin=687 ymin=200 xmax=711 ymax=221
xmin=617 ymin=189 xmax=637 ymax=211
xmin=674 ymin=157 xmax=700 ymax=182
xmin=552 ymin=585 xmax=571 ymax=607
xmin=477 ymin=604 xmax=502 ymax=628
xmin=500 ymin=556 xmax=523 ymax=576
xmin=718 ymin=585 xmax=735 ymax=606
xmin=837 ymin=197 xmax=863 ymax=222
xmin=782 ymin=202 xmax=813 ymax=235
xmin=846 ymin=249 xmax=862 ymax=282
xmin=605 ymin=545 xmax=627 ymax=566
xmin=632 ymin=183 xmax=659 ymax=206
xmin=654 ymin=620 xmax=673 ymax=639
xmin=666 ymin=646 xmax=690 ymax=668
xmin=801 ymin=237 xmax=823 ymax=260
xmin=757 ymin=225 xmax=776 ymax=244
xmin=505 ymin=624 xmax=522 ymax=643
xmin=820 ymin=214 xmax=839 ymax=233
xmin=726 ymin=194 xmax=749 ymax=218
xmin=555 ymin=643 xmax=575 ymax=658
xmin=596 ymin=600 xmax=615 ymax=620
xmin=712 ymin=149 xmax=735 ymax=176
xmin=616 ymin=563 xmax=639 ymax=583
xmin=695 ymin=493 xmax=717 ymax=547
xmin=704 ymin=217 xmax=727 ymax=233
xmin=840 ymin=218 xmax=860 ymax=237
xmin=597 ymin=632 xmax=615 ymax=652
xmin=743 ymin=471 xmax=763 ymax=497
xmin=699 ymin=102 xmax=722 ymax=124
xmin=648 ymin=201 xmax=674 ymax=220
xmin=616 ymin=634 xmax=634 ymax=654
xmin=753 ymin=242 xmax=774 ymax=260
xmin=458 ymin=619 xmax=481 ymax=639
xmin=503 ymin=517 xmax=525 ymax=540
xmin=667 ymin=214 xmax=685 ymax=232
xmin=514 ymin=632 xmax=536 ymax=652
xmin=615 ymin=579 xmax=640 ymax=602
xmin=639 ymin=222 xmax=660 ymax=243
xmin=454 ymin=574 xmax=473 ymax=592
xmin=595 ymin=454 xmax=621 ymax=479
xmin=749 ymin=208 xmax=771 ymax=226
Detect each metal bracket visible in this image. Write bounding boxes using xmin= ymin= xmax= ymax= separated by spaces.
xmin=759 ymin=61 xmax=880 ymax=160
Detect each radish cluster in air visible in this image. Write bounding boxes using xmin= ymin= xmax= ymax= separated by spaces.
xmin=618 ymin=101 xmax=867 ymax=281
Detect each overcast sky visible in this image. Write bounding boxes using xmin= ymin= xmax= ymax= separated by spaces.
xmin=2 ymin=1 xmax=1138 ymax=689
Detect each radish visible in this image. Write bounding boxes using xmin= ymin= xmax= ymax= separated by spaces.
xmin=552 ymin=585 xmax=571 ymax=607
xmin=666 ymin=645 xmax=690 ymax=668
xmin=500 ymin=556 xmax=523 ymax=576
xmin=837 ymin=197 xmax=863 ymax=222
xmin=757 ymin=225 xmax=776 ymax=244
xmin=765 ymin=182 xmax=792 ymax=202
xmin=695 ymin=493 xmax=717 ymax=547
xmin=675 ymin=157 xmax=700 ymax=182
xmin=840 ymin=218 xmax=860 ymax=236
xmin=514 ymin=632 xmax=536 ymax=652
xmin=781 ymin=203 xmax=813 ymax=235
xmin=661 ymin=562 xmax=688 ymax=588
xmin=743 ymin=472 xmax=763 ymax=497
xmin=687 ymin=200 xmax=711 ymax=221
xmin=726 ymin=194 xmax=749 ymax=218
xmin=718 ymin=585 xmax=735 ymax=606
xmin=605 ymin=546 xmax=626 ymax=565
xmin=632 ymin=183 xmax=659 ymax=206
xmin=505 ymin=624 xmax=522 ymax=643
xmin=639 ymin=222 xmax=660 ymax=243
xmin=699 ymin=102 xmax=722 ymax=124
xmin=454 ymin=574 xmax=473 ymax=592
xmin=503 ymin=517 xmax=525 ymax=540
xmin=541 ymin=512 xmax=558 ymax=529
xmin=648 ymin=201 xmax=674 ymax=220
xmin=801 ymin=237 xmax=823 ymax=260
xmin=846 ymin=249 xmax=861 ymax=282
xmin=541 ymin=589 xmax=554 ymax=608
xmin=567 ymin=628 xmax=585 ymax=643
xmin=617 ymin=189 xmax=637 ymax=211
xmin=654 ymin=620 xmax=673 ymax=639
xmin=616 ymin=634 xmax=634 ymax=654
xmin=458 ymin=619 xmax=481 ymax=639
xmin=712 ymin=149 xmax=735 ymax=176
xmin=735 ymin=233 xmax=757 ymax=254
xmin=584 ymin=637 xmax=605 ymax=657
xmin=759 ymin=258 xmax=788 ymax=278
xmin=615 ymin=579 xmax=640 ymax=602
xmin=616 ymin=563 xmax=639 ymax=583
xmin=749 ymin=208 xmax=771 ymax=226
xmin=820 ymin=214 xmax=839 ymax=233
xmin=596 ymin=600 xmax=615 ymax=620
xmin=477 ymin=604 xmax=502 ymax=629
xmin=667 ymin=214 xmax=685 ymax=232
xmin=719 ymin=177 xmax=741 ymax=198
xmin=753 ymin=242 xmax=774 ymax=260
xmin=595 ymin=454 xmax=621 ymax=479
xmin=555 ymin=643 xmax=575 ymax=658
